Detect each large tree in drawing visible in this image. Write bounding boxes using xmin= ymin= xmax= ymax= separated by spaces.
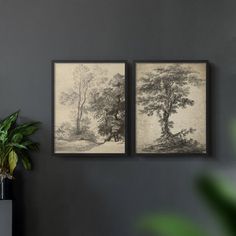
xmin=60 ymin=65 xmax=94 ymax=134
xmin=89 ymin=73 xmax=125 ymax=142
xmin=138 ymin=64 xmax=204 ymax=149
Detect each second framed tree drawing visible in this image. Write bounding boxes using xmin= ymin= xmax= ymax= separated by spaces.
xmin=52 ymin=61 xmax=128 ymax=156
xmin=135 ymin=61 xmax=209 ymax=155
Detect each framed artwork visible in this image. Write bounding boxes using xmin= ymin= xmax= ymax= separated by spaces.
xmin=134 ymin=61 xmax=210 ymax=155
xmin=52 ymin=61 xmax=128 ymax=156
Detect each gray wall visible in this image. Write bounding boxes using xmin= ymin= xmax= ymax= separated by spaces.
xmin=0 ymin=0 xmax=236 ymax=235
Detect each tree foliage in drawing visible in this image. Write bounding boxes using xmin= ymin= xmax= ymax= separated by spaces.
xmin=137 ymin=64 xmax=206 ymax=153
xmin=89 ymin=73 xmax=125 ymax=142
xmin=55 ymin=63 xmax=126 ymax=153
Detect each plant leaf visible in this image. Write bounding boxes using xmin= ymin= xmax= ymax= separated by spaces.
xmin=8 ymin=150 xmax=18 ymax=175
xmin=21 ymin=141 xmax=39 ymax=151
xmin=29 ymin=143 xmax=39 ymax=151
xmin=11 ymin=133 xmax=23 ymax=143
xmin=0 ymin=111 xmax=19 ymax=132
xmin=13 ymin=122 xmax=40 ymax=136
xmin=21 ymin=156 xmax=31 ymax=170
xmin=0 ymin=130 xmax=8 ymax=143
xmin=197 ymin=175 xmax=236 ymax=236
xmin=138 ymin=214 xmax=208 ymax=236
xmin=11 ymin=143 xmax=27 ymax=149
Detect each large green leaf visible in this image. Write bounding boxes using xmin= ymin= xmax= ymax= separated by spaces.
xmin=13 ymin=122 xmax=40 ymax=136
xmin=0 ymin=111 xmax=19 ymax=132
xmin=138 ymin=214 xmax=208 ymax=236
xmin=0 ymin=130 xmax=8 ymax=143
xmin=197 ymin=175 xmax=236 ymax=236
xmin=21 ymin=155 xmax=31 ymax=170
xmin=8 ymin=150 xmax=18 ymax=175
xmin=11 ymin=143 xmax=27 ymax=149
xmin=21 ymin=140 xmax=39 ymax=151
xmin=11 ymin=133 xmax=23 ymax=143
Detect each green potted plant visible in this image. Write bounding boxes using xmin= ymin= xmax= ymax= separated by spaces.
xmin=137 ymin=174 xmax=236 ymax=236
xmin=0 ymin=111 xmax=40 ymax=199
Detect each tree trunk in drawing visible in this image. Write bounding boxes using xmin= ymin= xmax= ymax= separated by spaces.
xmin=161 ymin=111 xmax=170 ymax=137
xmin=76 ymin=93 xmax=81 ymax=134
xmin=76 ymin=114 xmax=81 ymax=134
xmin=76 ymin=85 xmax=88 ymax=134
xmin=137 ymin=64 xmax=206 ymax=152
xmin=59 ymin=64 xmax=94 ymax=136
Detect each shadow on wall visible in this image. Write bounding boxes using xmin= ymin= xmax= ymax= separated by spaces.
xmin=37 ymin=168 xmax=113 ymax=236
xmin=12 ymin=167 xmax=114 ymax=236
xmin=208 ymin=37 xmax=236 ymax=159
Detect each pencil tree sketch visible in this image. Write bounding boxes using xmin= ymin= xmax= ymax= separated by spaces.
xmin=136 ymin=63 xmax=207 ymax=153
xmin=60 ymin=65 xmax=94 ymax=135
xmin=54 ymin=63 xmax=126 ymax=154
xmin=89 ymin=73 xmax=125 ymax=142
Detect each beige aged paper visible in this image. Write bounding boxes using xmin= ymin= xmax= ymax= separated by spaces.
xmin=136 ymin=63 xmax=206 ymax=153
xmin=54 ymin=63 xmax=126 ymax=154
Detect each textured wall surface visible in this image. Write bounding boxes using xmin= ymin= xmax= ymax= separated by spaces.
xmin=0 ymin=0 xmax=236 ymax=235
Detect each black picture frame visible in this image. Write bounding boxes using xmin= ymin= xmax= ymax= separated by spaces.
xmin=52 ymin=60 xmax=129 ymax=157
xmin=132 ymin=60 xmax=210 ymax=157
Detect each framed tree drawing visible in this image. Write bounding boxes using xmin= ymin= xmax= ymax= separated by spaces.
xmin=134 ymin=61 xmax=209 ymax=155
xmin=52 ymin=61 xmax=128 ymax=156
